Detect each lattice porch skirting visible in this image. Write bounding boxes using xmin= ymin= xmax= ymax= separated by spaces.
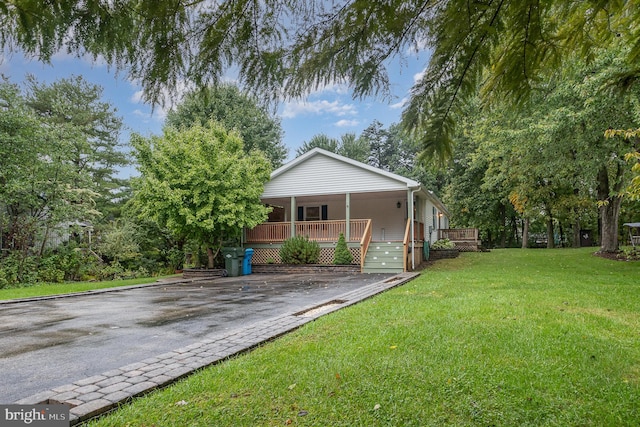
xmin=250 ymin=247 xmax=360 ymax=266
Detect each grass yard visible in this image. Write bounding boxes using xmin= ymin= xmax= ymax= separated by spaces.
xmin=88 ymin=248 xmax=639 ymax=426
xmin=0 ymin=275 xmax=179 ymax=301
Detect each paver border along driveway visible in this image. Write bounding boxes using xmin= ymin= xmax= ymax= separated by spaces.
xmin=3 ymin=272 xmax=419 ymax=425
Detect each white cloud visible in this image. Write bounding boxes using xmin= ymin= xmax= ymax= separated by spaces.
xmin=129 ymin=78 xmax=191 ymax=113
xmin=130 ymin=90 xmax=145 ymax=104
xmin=313 ymin=81 xmax=350 ymax=96
xmin=281 ymin=99 xmax=357 ymax=119
xmin=335 ymin=119 xmax=359 ymax=127
xmin=406 ymin=37 xmax=430 ymax=55
xmin=413 ymin=68 xmax=426 ymax=84
xmin=130 ymin=91 xmax=168 ymax=121
xmin=390 ymin=97 xmax=408 ymax=109
xmin=132 ymin=107 xmax=166 ymax=123
xmin=132 ymin=109 xmax=148 ymax=119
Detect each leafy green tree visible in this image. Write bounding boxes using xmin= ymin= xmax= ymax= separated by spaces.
xmin=337 ymin=132 xmax=369 ymax=164
xmin=529 ymin=50 xmax=639 ymax=252
xmin=295 ymin=134 xmax=339 ymax=157
xmin=4 ymin=1 xmax=638 ymax=160
xmin=605 ymin=129 xmax=640 ymax=201
xmin=95 ymin=219 xmax=141 ymax=266
xmin=130 ymin=120 xmax=271 ymax=268
xmin=385 ymin=123 xmax=446 ymax=193
xmin=165 ymin=84 xmax=287 ymax=168
xmin=296 ymin=132 xmax=371 ymax=165
xmin=446 ymin=49 xmax=638 ymax=252
xmin=442 ymin=103 xmax=519 ymax=248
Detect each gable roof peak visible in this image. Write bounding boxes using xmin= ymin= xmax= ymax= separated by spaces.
xmin=272 ymin=147 xmax=421 ymax=188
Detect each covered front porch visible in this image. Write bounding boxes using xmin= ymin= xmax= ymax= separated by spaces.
xmin=246 ymin=217 xmax=427 ymax=271
xmin=247 ymin=148 xmax=449 ymax=272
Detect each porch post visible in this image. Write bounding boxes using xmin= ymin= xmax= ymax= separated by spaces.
xmin=345 ymin=193 xmax=351 ymax=241
xmin=409 ymin=189 xmax=415 ymax=270
xmin=290 ymin=196 xmax=296 ymax=238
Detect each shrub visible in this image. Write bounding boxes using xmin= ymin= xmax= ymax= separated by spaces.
xmin=0 ymin=252 xmax=38 ymax=287
xmin=280 ymin=235 xmax=320 ymax=264
xmin=95 ymin=219 xmax=141 ymax=267
xmin=163 ymin=247 xmax=185 ymax=271
xmin=431 ymin=239 xmax=456 ymax=250
xmin=37 ymin=256 xmax=65 ymax=283
xmin=333 ymin=233 xmax=353 ymax=265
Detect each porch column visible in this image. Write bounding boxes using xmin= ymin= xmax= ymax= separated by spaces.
xmin=345 ymin=193 xmax=351 ymax=241
xmin=290 ymin=196 xmax=296 ymax=238
xmin=408 ymin=189 xmax=415 ymax=270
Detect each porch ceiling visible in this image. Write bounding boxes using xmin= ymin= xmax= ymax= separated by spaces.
xmin=262 ymin=190 xmax=409 ymax=206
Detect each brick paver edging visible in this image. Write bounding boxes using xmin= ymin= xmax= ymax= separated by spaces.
xmin=15 ymin=272 xmax=420 ymax=425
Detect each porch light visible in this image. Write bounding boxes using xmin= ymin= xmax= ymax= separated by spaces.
xmin=397 ymin=201 xmax=402 ymax=208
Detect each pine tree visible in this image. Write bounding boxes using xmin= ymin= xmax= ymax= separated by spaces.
xmin=333 ymin=233 xmax=353 ymax=265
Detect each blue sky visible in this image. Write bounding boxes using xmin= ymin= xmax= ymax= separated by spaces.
xmin=1 ymin=48 xmax=430 ymax=174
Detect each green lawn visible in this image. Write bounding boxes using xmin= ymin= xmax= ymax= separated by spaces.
xmin=0 ymin=275 xmax=179 ymax=301
xmin=87 ymin=248 xmax=639 ymax=426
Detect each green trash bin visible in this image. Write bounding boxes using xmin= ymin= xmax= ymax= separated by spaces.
xmin=221 ymin=247 xmax=245 ymax=277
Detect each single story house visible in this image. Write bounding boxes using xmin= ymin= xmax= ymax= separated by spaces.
xmin=245 ymin=148 xmax=450 ymax=273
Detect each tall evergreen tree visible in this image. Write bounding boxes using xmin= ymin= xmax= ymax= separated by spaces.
xmin=25 ymin=75 xmax=127 ymax=219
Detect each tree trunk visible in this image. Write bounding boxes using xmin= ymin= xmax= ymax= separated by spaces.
xmin=544 ymin=204 xmax=555 ymax=249
xmin=510 ymin=214 xmax=519 ymax=246
xmin=39 ymin=223 xmax=51 ymax=256
xmin=573 ymin=218 xmax=581 ymax=248
xmin=522 ymin=218 xmax=530 ymax=249
xmin=207 ymin=247 xmax=215 ymax=269
xmin=498 ymin=203 xmax=507 ymax=248
xmin=597 ymin=164 xmax=624 ymax=253
xmin=599 ymin=199 xmax=622 ymax=252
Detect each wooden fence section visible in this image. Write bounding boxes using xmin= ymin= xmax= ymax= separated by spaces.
xmin=246 ymin=219 xmax=369 ymax=243
xmin=438 ymin=228 xmax=482 ymax=251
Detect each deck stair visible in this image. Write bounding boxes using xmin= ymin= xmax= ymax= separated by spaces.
xmin=362 ymin=241 xmax=404 ymax=273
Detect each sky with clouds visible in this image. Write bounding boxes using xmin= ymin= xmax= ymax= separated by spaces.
xmin=1 ymin=48 xmax=430 ymax=172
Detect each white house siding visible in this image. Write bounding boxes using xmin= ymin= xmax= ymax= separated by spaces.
xmin=351 ymin=193 xmax=407 ymax=241
xmin=263 ymin=154 xmax=410 ymax=198
xmin=424 ymin=199 xmax=449 ymax=244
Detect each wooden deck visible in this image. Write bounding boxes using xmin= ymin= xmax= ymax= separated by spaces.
xmin=438 ymin=228 xmax=482 ymax=251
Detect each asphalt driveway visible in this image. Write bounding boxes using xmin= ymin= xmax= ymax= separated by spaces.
xmin=0 ymin=272 xmax=392 ymax=403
